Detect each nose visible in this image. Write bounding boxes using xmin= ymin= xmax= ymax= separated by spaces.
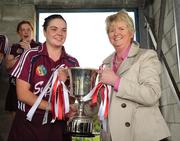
xmin=114 ymin=30 xmax=119 ymax=36
xmin=56 ymin=29 xmax=63 ymax=35
xmin=113 ymin=28 xmax=119 ymax=36
xmin=25 ymin=29 xmax=30 ymax=33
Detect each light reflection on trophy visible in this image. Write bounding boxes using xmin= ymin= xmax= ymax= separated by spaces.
xmin=67 ymin=67 xmax=98 ymax=137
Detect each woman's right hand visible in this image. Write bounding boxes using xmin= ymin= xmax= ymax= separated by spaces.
xmin=58 ymin=67 xmax=68 ymax=82
xmin=19 ymin=41 xmax=31 ymax=50
xmin=98 ymin=67 xmax=119 ymax=86
xmin=65 ymin=104 xmax=78 ymax=119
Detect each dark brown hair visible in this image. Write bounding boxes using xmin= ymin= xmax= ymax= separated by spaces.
xmin=43 ymin=14 xmax=67 ymax=31
xmin=16 ymin=20 xmax=33 ymax=33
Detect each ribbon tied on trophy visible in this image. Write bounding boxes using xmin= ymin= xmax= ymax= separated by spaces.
xmin=26 ymin=64 xmax=70 ymax=124
xmin=83 ymin=81 xmax=111 ymax=121
xmin=26 ymin=65 xmax=111 ymax=131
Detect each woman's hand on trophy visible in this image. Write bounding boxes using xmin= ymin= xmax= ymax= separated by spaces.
xmin=58 ymin=67 xmax=69 ymax=82
xmin=98 ymin=66 xmax=118 ymax=86
xmin=65 ymin=104 xmax=78 ymax=119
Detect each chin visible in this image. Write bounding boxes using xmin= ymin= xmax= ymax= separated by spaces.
xmin=56 ymin=44 xmax=64 ymax=48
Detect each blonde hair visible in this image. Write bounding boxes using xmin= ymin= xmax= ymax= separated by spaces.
xmin=105 ymin=9 xmax=135 ymax=33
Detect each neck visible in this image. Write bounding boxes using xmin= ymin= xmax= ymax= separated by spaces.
xmin=116 ymin=43 xmax=131 ymax=61
xmin=47 ymin=44 xmax=62 ymax=62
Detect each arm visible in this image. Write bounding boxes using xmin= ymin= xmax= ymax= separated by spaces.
xmin=16 ymin=78 xmax=50 ymax=110
xmin=6 ymin=41 xmax=31 ymax=70
xmin=5 ymin=54 xmax=19 ymax=69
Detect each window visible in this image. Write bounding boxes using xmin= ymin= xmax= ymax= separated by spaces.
xmin=37 ymin=10 xmax=137 ymax=68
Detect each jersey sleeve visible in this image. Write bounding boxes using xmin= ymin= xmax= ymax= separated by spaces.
xmin=11 ymin=49 xmax=33 ymax=83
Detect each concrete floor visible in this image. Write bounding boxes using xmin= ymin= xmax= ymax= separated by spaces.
xmin=0 ymin=61 xmax=13 ymax=141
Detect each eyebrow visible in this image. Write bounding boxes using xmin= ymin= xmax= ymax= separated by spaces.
xmin=48 ymin=26 xmax=57 ymax=28
xmin=48 ymin=26 xmax=67 ymax=29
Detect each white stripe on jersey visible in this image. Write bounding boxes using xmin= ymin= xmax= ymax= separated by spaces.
xmin=18 ymin=101 xmax=25 ymax=112
xmin=11 ymin=48 xmax=38 ymax=78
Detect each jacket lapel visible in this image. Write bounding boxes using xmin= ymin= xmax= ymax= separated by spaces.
xmin=102 ymin=41 xmax=140 ymax=75
xmin=118 ymin=57 xmax=134 ymax=75
xmin=118 ymin=42 xmax=140 ymax=75
xmin=103 ymin=52 xmax=114 ymax=68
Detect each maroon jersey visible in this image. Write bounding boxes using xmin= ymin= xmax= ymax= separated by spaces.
xmin=8 ymin=40 xmax=41 ymax=86
xmin=9 ymin=39 xmax=41 ymax=58
xmin=11 ymin=43 xmax=79 ymax=113
xmin=5 ymin=40 xmax=41 ymax=112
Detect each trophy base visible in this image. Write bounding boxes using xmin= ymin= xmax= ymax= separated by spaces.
xmin=70 ymin=132 xmax=95 ymax=137
xmin=67 ymin=116 xmax=94 ymax=137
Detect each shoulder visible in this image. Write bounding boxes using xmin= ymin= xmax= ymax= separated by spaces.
xmin=130 ymin=45 xmax=161 ymax=70
xmin=11 ymin=47 xmax=39 ymax=77
xmin=8 ymin=43 xmax=22 ymax=57
xmin=30 ymin=40 xmax=41 ymax=48
xmin=138 ymin=48 xmax=161 ymax=72
xmin=19 ymin=47 xmax=39 ymax=62
xmin=23 ymin=47 xmax=39 ymax=56
xmin=65 ymin=53 xmax=79 ymax=66
xmin=138 ymin=48 xmax=159 ymax=60
xmin=11 ymin=43 xmax=21 ymax=50
xmin=103 ymin=52 xmax=115 ymax=65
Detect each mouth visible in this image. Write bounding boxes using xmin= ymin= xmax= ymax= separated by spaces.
xmin=55 ymin=38 xmax=63 ymax=42
xmin=54 ymin=36 xmax=65 ymax=42
xmin=54 ymin=35 xmax=64 ymax=40
xmin=114 ymin=36 xmax=123 ymax=41
xmin=23 ymin=35 xmax=30 ymax=39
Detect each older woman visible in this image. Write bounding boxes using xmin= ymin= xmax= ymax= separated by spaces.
xmin=98 ymin=10 xmax=170 ymax=141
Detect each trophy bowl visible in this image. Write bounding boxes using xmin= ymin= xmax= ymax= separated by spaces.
xmin=67 ymin=67 xmax=98 ymax=137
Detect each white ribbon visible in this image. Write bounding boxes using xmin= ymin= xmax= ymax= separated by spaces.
xmin=51 ymin=81 xmax=70 ymax=123
xmin=82 ymin=84 xmax=98 ymax=102
xmin=82 ymin=82 xmax=111 ymax=121
xmin=26 ymin=73 xmax=54 ymax=121
xmin=61 ymin=81 xmax=70 ymax=113
xmin=26 ymin=64 xmax=69 ymax=123
xmin=98 ymin=85 xmax=107 ymax=121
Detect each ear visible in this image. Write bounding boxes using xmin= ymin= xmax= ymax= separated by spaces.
xmin=130 ymin=31 xmax=134 ymax=39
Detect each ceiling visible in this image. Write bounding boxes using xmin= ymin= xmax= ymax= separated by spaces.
xmin=18 ymin=0 xmax=151 ymax=9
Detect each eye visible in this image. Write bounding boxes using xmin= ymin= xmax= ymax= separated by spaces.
xmin=21 ymin=29 xmax=26 ymax=32
xmin=49 ymin=26 xmax=58 ymax=31
xmin=118 ymin=27 xmax=125 ymax=30
xmin=108 ymin=28 xmax=114 ymax=33
xmin=51 ymin=28 xmax=57 ymax=31
xmin=62 ymin=28 xmax=67 ymax=32
xmin=27 ymin=29 xmax=31 ymax=32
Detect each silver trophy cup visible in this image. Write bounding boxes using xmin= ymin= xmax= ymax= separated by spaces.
xmin=67 ymin=67 xmax=98 ymax=137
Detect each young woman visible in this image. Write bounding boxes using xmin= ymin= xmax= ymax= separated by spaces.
xmin=8 ymin=15 xmax=79 ymax=141
xmin=5 ymin=20 xmax=41 ymax=119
